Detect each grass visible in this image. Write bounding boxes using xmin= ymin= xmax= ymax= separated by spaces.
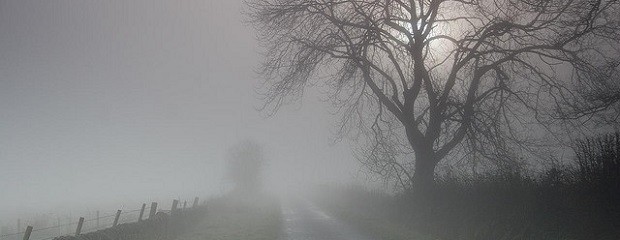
xmin=315 ymin=186 xmax=433 ymax=240
xmin=315 ymin=178 xmax=619 ymax=240
xmin=176 ymin=193 xmax=282 ymax=240
xmin=313 ymin=132 xmax=620 ymax=240
xmin=321 ymin=205 xmax=431 ymax=240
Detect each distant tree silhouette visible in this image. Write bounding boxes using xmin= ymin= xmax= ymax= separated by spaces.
xmin=575 ymin=131 xmax=620 ymax=184
xmin=248 ymin=0 xmax=620 ymax=191
xmin=226 ymin=140 xmax=265 ymax=194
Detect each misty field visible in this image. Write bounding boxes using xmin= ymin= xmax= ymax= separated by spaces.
xmin=175 ymin=195 xmax=281 ymax=240
xmin=3 ymin=0 xmax=620 ymax=239
xmin=313 ymin=133 xmax=620 ymax=240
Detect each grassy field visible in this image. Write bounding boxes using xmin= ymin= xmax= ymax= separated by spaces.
xmin=314 ymin=172 xmax=620 ymax=240
xmin=176 ymin=194 xmax=282 ymax=240
xmin=314 ymin=187 xmax=432 ymax=240
xmin=313 ymin=132 xmax=620 ymax=240
xmin=319 ymin=206 xmax=430 ymax=240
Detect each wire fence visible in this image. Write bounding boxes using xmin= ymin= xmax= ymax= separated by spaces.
xmin=0 ymin=198 xmax=200 ymax=240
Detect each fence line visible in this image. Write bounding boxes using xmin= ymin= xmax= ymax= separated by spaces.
xmin=0 ymin=197 xmax=202 ymax=240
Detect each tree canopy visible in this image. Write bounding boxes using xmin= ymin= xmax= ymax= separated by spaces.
xmin=249 ymin=0 xmax=620 ymax=190
xmin=226 ymin=140 xmax=266 ymax=193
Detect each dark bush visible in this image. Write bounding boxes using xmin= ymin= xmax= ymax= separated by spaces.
xmin=576 ymin=132 xmax=620 ymax=188
xmin=314 ymin=132 xmax=620 ymax=240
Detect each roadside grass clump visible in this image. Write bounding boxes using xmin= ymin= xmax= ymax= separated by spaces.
xmin=314 ymin=185 xmax=434 ymax=240
xmin=315 ymin=132 xmax=620 ymax=240
xmin=176 ymin=193 xmax=282 ymax=240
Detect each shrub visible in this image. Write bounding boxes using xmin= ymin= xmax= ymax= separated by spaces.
xmin=575 ymin=131 xmax=620 ymax=187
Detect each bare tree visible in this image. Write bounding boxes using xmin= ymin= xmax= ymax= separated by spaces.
xmin=248 ymin=0 xmax=620 ymax=190
xmin=226 ymin=140 xmax=266 ymax=194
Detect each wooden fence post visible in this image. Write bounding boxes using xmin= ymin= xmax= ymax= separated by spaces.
xmin=112 ymin=210 xmax=121 ymax=227
xmin=138 ymin=203 xmax=146 ymax=221
xmin=75 ymin=217 xmax=84 ymax=236
xmin=171 ymin=200 xmax=179 ymax=214
xmin=149 ymin=202 xmax=157 ymax=219
xmin=22 ymin=226 xmax=32 ymax=240
xmin=193 ymin=197 xmax=199 ymax=208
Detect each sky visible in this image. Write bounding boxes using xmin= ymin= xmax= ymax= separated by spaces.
xmin=0 ymin=0 xmax=363 ymax=226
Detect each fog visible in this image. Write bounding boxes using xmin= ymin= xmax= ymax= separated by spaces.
xmin=0 ymin=0 xmax=361 ymax=225
xmin=3 ymin=1 xmax=619 ymax=240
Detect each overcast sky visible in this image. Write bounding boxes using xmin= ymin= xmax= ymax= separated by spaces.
xmin=0 ymin=0 xmax=362 ymax=225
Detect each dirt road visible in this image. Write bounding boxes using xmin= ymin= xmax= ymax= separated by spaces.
xmin=278 ymin=199 xmax=375 ymax=240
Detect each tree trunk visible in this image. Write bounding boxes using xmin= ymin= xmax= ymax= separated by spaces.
xmin=412 ymin=152 xmax=438 ymax=192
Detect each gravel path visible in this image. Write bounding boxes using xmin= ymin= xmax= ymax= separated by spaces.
xmin=278 ymin=199 xmax=375 ymax=240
